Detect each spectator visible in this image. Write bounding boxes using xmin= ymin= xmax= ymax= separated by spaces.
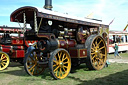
xmin=114 ymin=43 xmax=122 ymax=58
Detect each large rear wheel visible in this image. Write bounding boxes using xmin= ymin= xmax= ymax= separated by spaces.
xmin=24 ymin=49 xmax=46 ymax=76
xmin=0 ymin=52 xmax=10 ymax=70
xmin=85 ymin=35 xmax=107 ymax=70
xmin=49 ymin=48 xmax=71 ymax=79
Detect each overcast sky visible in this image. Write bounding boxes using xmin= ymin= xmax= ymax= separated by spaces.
xmin=0 ymin=0 xmax=128 ymax=31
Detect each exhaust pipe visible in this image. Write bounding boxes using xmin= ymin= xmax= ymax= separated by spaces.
xmin=44 ymin=0 xmax=53 ymax=10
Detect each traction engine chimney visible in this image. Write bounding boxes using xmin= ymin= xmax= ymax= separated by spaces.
xmin=44 ymin=0 xmax=53 ymax=10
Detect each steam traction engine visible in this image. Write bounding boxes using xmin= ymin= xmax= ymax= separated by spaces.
xmin=0 ymin=26 xmax=36 ymax=70
xmin=10 ymin=2 xmax=109 ymax=79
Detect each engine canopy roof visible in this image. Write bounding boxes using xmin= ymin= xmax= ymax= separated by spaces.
xmin=10 ymin=6 xmax=109 ymax=28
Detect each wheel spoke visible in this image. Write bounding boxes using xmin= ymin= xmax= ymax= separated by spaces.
xmin=34 ymin=54 xmax=37 ymax=60
xmin=2 ymin=59 xmax=7 ymax=62
xmin=27 ymin=63 xmax=34 ymax=67
xmin=63 ymin=66 xmax=66 ymax=72
xmin=28 ymin=56 xmax=34 ymax=62
xmin=99 ymin=46 xmax=105 ymax=50
xmin=62 ymin=54 xmax=66 ymax=61
xmin=92 ymin=43 xmax=95 ymax=48
xmin=27 ymin=60 xmax=33 ymax=64
xmin=91 ymin=52 xmax=95 ymax=55
xmin=92 ymin=58 xmax=95 ymax=63
xmin=59 ymin=68 xmax=61 ymax=77
xmin=31 ymin=66 xmax=35 ymax=74
xmin=54 ymin=66 xmax=59 ymax=72
xmin=1 ymin=54 xmax=5 ymax=60
xmin=53 ymin=60 xmax=58 ymax=65
xmin=63 ymin=61 xmax=68 ymax=64
xmin=1 ymin=63 xmax=5 ymax=67
xmin=0 ymin=54 xmax=3 ymax=59
xmin=95 ymin=38 xmax=98 ymax=46
xmin=60 ymin=68 xmax=63 ymax=77
xmin=100 ymin=53 xmax=106 ymax=57
xmin=63 ymin=66 xmax=68 ymax=69
xmin=99 ymin=59 xmax=104 ymax=65
xmin=92 ymin=55 xmax=96 ymax=60
xmin=55 ymin=69 xmax=58 ymax=77
xmin=53 ymin=64 xmax=57 ymax=67
xmin=97 ymin=40 xmax=102 ymax=45
xmin=96 ymin=61 xmax=100 ymax=68
xmin=2 ymin=62 xmax=6 ymax=65
xmin=95 ymin=58 xmax=103 ymax=67
xmin=62 ymin=56 xmax=67 ymax=62
xmin=92 ymin=59 xmax=96 ymax=65
xmin=91 ymin=48 xmax=95 ymax=52
xmin=29 ymin=64 xmax=36 ymax=72
xmin=58 ymin=52 xmax=62 ymax=61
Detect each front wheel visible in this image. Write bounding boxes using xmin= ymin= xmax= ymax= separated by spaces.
xmin=49 ymin=48 xmax=71 ymax=80
xmin=0 ymin=52 xmax=10 ymax=70
xmin=24 ymin=49 xmax=46 ymax=76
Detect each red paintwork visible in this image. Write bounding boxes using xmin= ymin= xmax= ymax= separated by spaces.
xmin=0 ymin=27 xmax=23 ymax=33
xmin=69 ymin=49 xmax=87 ymax=58
xmin=0 ymin=26 xmax=34 ymax=59
xmin=12 ymin=39 xmax=24 ymax=45
xmin=69 ymin=49 xmax=78 ymax=58
xmin=79 ymin=49 xmax=87 ymax=57
xmin=58 ymin=39 xmax=76 ymax=49
xmin=67 ymin=39 xmax=77 ymax=48
xmin=25 ymin=40 xmax=37 ymax=47
xmin=58 ymin=40 xmax=67 ymax=49
xmin=1 ymin=45 xmax=11 ymax=53
xmin=16 ymin=50 xmax=25 ymax=58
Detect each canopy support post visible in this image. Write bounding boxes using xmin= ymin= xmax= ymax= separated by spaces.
xmin=23 ymin=13 xmax=26 ymax=34
xmin=34 ymin=11 xmax=38 ymax=32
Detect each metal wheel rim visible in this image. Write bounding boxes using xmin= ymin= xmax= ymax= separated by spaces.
xmin=90 ymin=36 xmax=107 ymax=70
xmin=52 ymin=50 xmax=71 ymax=79
xmin=25 ymin=50 xmax=45 ymax=75
xmin=0 ymin=52 xmax=10 ymax=70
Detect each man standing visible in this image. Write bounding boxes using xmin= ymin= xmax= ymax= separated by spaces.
xmin=114 ymin=43 xmax=122 ymax=58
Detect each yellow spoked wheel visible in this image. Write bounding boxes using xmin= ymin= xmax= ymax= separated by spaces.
xmin=24 ymin=49 xmax=46 ymax=76
xmin=0 ymin=52 xmax=10 ymax=70
xmin=49 ymin=48 xmax=71 ymax=80
xmin=85 ymin=35 xmax=107 ymax=70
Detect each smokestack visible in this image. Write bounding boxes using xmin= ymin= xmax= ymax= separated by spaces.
xmin=44 ymin=0 xmax=53 ymax=10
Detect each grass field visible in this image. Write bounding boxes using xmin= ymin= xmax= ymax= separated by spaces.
xmin=0 ymin=53 xmax=128 ymax=85
xmin=108 ymin=52 xmax=128 ymax=59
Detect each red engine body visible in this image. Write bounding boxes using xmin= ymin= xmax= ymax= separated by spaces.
xmin=0 ymin=26 xmax=36 ymax=60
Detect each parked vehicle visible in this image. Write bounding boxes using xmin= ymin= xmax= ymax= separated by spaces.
xmin=109 ymin=30 xmax=128 ymax=53
xmin=10 ymin=0 xmax=109 ymax=79
xmin=0 ymin=26 xmax=36 ymax=70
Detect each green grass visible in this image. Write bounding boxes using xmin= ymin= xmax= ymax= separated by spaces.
xmin=0 ymin=53 xmax=128 ymax=85
xmin=108 ymin=52 xmax=128 ymax=59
